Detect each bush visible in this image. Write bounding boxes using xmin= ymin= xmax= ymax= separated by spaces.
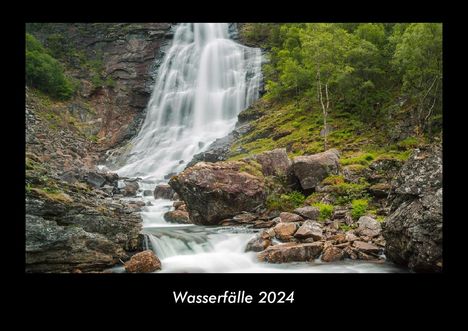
xmin=312 ymin=202 xmax=334 ymax=221
xmin=351 ymin=199 xmax=368 ymax=220
xmin=26 ymin=33 xmax=74 ymax=100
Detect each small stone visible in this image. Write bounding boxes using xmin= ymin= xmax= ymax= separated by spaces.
xmin=124 ymin=250 xmax=161 ymax=273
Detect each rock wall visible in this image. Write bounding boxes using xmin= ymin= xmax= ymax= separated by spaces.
xmin=382 ymin=144 xmax=443 ymax=272
xmin=29 ymin=23 xmax=172 ymax=148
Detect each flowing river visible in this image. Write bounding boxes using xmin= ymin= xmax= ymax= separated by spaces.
xmin=113 ymin=23 xmax=407 ymax=273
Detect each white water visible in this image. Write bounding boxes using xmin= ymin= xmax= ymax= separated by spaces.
xmin=114 ymin=23 xmax=406 ymax=273
xmin=118 ymin=23 xmax=262 ymax=182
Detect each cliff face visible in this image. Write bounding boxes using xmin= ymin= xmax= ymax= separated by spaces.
xmin=29 ymin=23 xmax=172 ymax=149
xmin=25 ymin=24 xmax=173 ymax=272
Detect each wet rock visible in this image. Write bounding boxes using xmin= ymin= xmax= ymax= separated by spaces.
xmin=232 ymin=212 xmax=258 ymax=224
xmin=245 ymin=234 xmax=271 ymax=252
xmin=258 ymin=242 xmax=324 ymax=263
xmin=352 ymin=241 xmax=381 ymax=255
xmin=382 ymin=145 xmax=442 ymax=272
xmin=123 ymin=180 xmax=139 ymax=196
xmin=153 ymin=184 xmax=174 ymax=199
xmin=143 ymin=190 xmax=153 ymax=196
xmin=293 ymin=206 xmax=320 ymax=220
xmin=355 ymin=216 xmax=382 ymax=238
xmin=173 ymin=201 xmax=185 ymax=209
xmin=274 ymin=222 xmax=298 ymax=241
xmin=279 ymin=212 xmax=304 ymax=223
xmin=26 ymin=214 xmax=123 ymax=272
xmin=294 ymin=220 xmax=323 ymax=240
xmin=169 ymin=161 xmax=265 ymax=225
xmin=254 ymin=148 xmax=291 ymax=177
xmin=102 ymin=185 xmax=115 ymax=195
xmin=124 ymin=250 xmax=161 ymax=273
xmin=292 ymin=149 xmax=340 ymax=190
xmin=85 ymin=171 xmax=106 ymax=188
xmin=321 ymin=246 xmax=344 ymax=262
xmin=163 ymin=210 xmax=191 ymax=224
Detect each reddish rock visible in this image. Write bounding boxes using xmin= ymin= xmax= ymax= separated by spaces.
xmin=163 ymin=210 xmax=190 ymax=224
xmin=321 ymin=246 xmax=344 ymax=262
xmin=124 ymin=250 xmax=161 ymax=273
xmin=169 ymin=161 xmax=265 ymax=225
xmin=353 ymin=241 xmax=381 ymax=255
xmin=274 ymin=222 xmax=298 ymax=241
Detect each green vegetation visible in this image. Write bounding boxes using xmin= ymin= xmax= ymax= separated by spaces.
xmin=321 ymin=175 xmax=345 ymax=186
xmin=351 ymin=199 xmax=369 ymax=220
xmin=26 ymin=33 xmax=75 ymax=100
xmin=266 ymin=191 xmax=306 ymax=212
xmin=312 ymin=202 xmax=334 ymax=221
xmin=240 ymin=23 xmax=442 ymax=147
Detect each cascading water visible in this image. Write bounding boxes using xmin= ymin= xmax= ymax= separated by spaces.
xmin=113 ymin=23 xmax=406 ymax=273
xmin=117 ymin=23 xmax=262 ymax=182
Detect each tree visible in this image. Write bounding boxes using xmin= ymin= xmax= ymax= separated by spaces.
xmin=392 ymin=23 xmax=442 ymax=134
xmin=300 ymin=24 xmax=355 ymax=149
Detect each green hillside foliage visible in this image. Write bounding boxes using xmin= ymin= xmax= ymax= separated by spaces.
xmin=25 ymin=33 xmax=75 ymax=100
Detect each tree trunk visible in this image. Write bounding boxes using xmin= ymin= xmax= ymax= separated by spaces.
xmin=317 ymin=70 xmax=329 ymax=150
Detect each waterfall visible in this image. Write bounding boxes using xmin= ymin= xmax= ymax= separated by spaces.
xmin=109 ymin=23 xmax=406 ymax=273
xmin=117 ymin=23 xmax=262 ymax=182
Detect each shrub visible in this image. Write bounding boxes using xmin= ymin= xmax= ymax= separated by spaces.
xmin=26 ymin=33 xmax=74 ymax=100
xmin=312 ymin=202 xmax=334 ymax=221
xmin=351 ymin=199 xmax=369 ymax=220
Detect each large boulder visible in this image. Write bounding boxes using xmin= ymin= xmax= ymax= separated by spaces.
xmin=292 ymin=149 xmax=340 ymax=190
xmin=254 ymin=148 xmax=291 ymax=177
xmin=169 ymin=161 xmax=266 ymax=225
xmin=257 ymin=242 xmax=324 ymax=263
xmin=124 ymin=250 xmax=161 ymax=273
xmin=382 ymin=145 xmax=442 ymax=272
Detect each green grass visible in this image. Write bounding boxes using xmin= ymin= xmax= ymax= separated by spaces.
xmin=266 ymin=191 xmax=306 ymax=212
